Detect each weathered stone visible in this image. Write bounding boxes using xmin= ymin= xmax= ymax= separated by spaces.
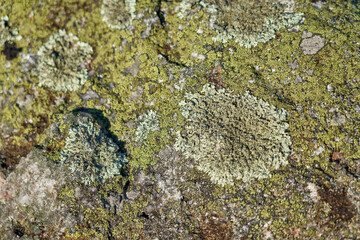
xmin=82 ymin=89 xmax=99 ymax=101
xmin=0 ymin=150 xmax=77 ymax=239
xmin=331 ymin=113 xmax=346 ymax=125
xmin=124 ymin=58 xmax=141 ymax=77
xmin=300 ymin=34 xmax=325 ymax=55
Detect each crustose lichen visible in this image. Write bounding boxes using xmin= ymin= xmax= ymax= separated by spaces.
xmin=178 ymin=0 xmax=303 ymax=48
xmin=61 ymin=120 xmax=127 ymax=185
xmin=34 ymin=29 xmax=93 ymax=92
xmin=175 ymin=84 xmax=291 ymax=186
xmin=101 ymin=0 xmax=136 ymax=30
xmin=134 ymin=110 xmax=160 ymax=142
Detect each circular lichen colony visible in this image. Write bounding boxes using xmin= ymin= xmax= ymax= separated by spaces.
xmin=35 ymin=30 xmax=93 ymax=92
xmin=61 ymin=120 xmax=127 ymax=185
xmin=179 ymin=0 xmax=303 ymax=48
xmin=101 ymin=0 xmax=136 ymax=30
xmin=174 ymin=84 xmax=291 ymax=186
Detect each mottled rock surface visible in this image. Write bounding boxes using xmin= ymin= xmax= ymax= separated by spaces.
xmin=300 ymin=33 xmax=325 ymax=55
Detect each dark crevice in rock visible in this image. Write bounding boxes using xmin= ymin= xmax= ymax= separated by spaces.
xmin=2 ymin=41 xmax=22 ymax=60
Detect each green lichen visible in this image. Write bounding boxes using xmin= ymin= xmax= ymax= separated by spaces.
xmin=0 ymin=15 xmax=21 ymax=46
xmin=34 ymin=29 xmax=93 ymax=92
xmin=134 ymin=109 xmax=160 ymax=142
xmin=61 ymin=119 xmax=127 ymax=185
xmin=175 ymin=84 xmax=291 ymax=186
xmin=101 ymin=0 xmax=136 ymax=30
xmin=178 ymin=0 xmax=303 ymax=48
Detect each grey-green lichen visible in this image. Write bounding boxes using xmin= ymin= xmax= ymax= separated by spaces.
xmin=174 ymin=84 xmax=291 ymax=186
xmin=177 ymin=0 xmax=217 ymax=19
xmin=34 ymin=29 xmax=93 ymax=92
xmin=101 ymin=0 xmax=136 ymax=30
xmin=0 ymin=15 xmax=21 ymax=46
xmin=135 ymin=109 xmax=160 ymax=142
xmin=60 ymin=120 xmax=127 ymax=185
xmin=178 ymin=0 xmax=303 ymax=48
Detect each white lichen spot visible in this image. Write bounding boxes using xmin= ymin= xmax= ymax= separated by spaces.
xmin=135 ymin=110 xmax=160 ymax=142
xmin=306 ymin=182 xmax=320 ymax=203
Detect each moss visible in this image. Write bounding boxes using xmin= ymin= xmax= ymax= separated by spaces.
xmin=12 ymin=222 xmax=26 ymax=237
xmin=175 ymin=84 xmax=291 ymax=186
xmin=34 ymin=29 xmax=93 ymax=92
xmin=0 ymin=138 xmax=34 ymax=174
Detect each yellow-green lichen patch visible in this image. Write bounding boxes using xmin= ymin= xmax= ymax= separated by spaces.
xmin=58 ymin=176 xmax=149 ymax=239
xmin=241 ymin=0 xmax=360 ymax=171
xmin=147 ymin=2 xmax=215 ymax=67
xmin=0 ymin=0 xmax=101 ymax=174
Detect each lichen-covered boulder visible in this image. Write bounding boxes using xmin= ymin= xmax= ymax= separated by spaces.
xmin=34 ymin=29 xmax=93 ymax=92
xmin=101 ymin=0 xmax=136 ymax=30
xmin=175 ymin=84 xmax=291 ymax=186
xmin=60 ymin=114 xmax=127 ymax=185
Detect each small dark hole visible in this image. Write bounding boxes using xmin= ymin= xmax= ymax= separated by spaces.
xmin=2 ymin=41 xmax=21 ymax=60
xmin=13 ymin=224 xmax=25 ymax=237
xmin=139 ymin=212 xmax=149 ymax=219
xmin=4 ymin=20 xmax=9 ymax=28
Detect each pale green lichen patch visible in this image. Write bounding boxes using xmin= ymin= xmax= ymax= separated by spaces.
xmin=177 ymin=0 xmax=217 ymax=20
xmin=0 ymin=15 xmax=21 ymax=46
xmin=61 ymin=118 xmax=127 ymax=185
xmin=178 ymin=0 xmax=303 ymax=47
xmin=135 ymin=109 xmax=160 ymax=142
xmin=101 ymin=0 xmax=136 ymax=30
xmin=211 ymin=0 xmax=303 ymax=47
xmin=34 ymin=29 xmax=93 ymax=92
xmin=175 ymin=84 xmax=291 ymax=186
